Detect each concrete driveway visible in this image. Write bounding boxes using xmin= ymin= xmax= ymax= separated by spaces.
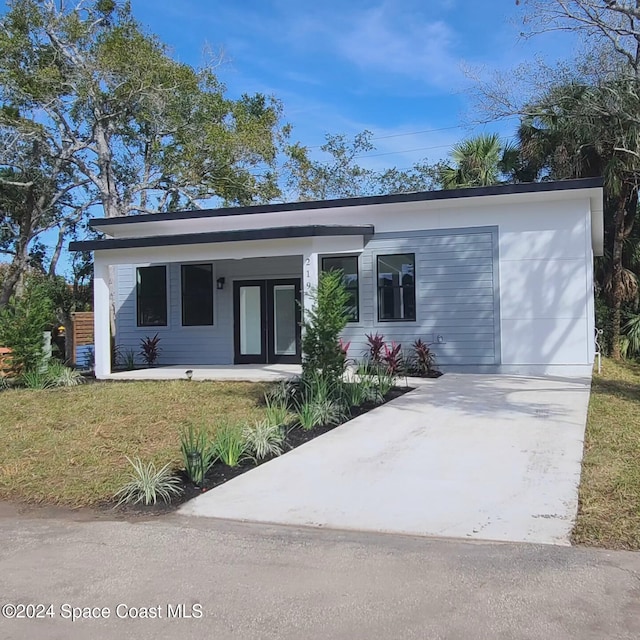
xmin=180 ymin=374 xmax=591 ymax=545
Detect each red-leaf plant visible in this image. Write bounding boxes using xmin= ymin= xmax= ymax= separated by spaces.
xmin=365 ymin=332 xmax=385 ymax=364
xmin=139 ymin=333 xmax=162 ymax=367
xmin=382 ymin=341 xmax=403 ymax=375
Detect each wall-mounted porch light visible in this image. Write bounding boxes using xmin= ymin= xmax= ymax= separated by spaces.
xmin=216 ymin=277 xmax=225 ymax=290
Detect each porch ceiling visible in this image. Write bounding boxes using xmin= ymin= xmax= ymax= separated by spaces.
xmin=69 ymin=224 xmax=374 ymax=252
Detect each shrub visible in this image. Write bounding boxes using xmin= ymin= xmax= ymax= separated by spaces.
xmin=114 ymin=457 xmax=183 ymax=506
xmin=211 ymin=422 xmax=247 ymax=467
xmin=243 ymin=420 xmax=286 ymax=461
xmin=45 ymin=361 xmax=84 ymax=387
xmin=265 ymin=379 xmax=297 ymax=407
xmin=382 ymin=341 xmax=404 ymax=375
xmin=139 ymin=334 xmax=161 ymax=366
xmin=20 ymin=369 xmax=53 ymax=390
xmin=375 ymin=368 xmax=396 ymax=398
xmin=179 ymin=423 xmax=216 ymax=486
xmin=311 ymin=398 xmax=345 ymax=426
xmin=295 ymin=400 xmax=323 ymax=431
xmin=409 ymin=338 xmax=437 ymax=376
xmin=364 ymin=332 xmax=385 ymax=365
xmin=122 ymin=348 xmax=137 ymax=370
xmin=0 ymin=281 xmax=53 ymax=372
xmin=264 ymin=395 xmax=290 ymax=427
xmin=301 ymin=270 xmax=350 ymax=385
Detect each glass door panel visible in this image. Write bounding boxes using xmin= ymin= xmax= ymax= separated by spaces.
xmin=273 ymin=285 xmax=296 ymax=356
xmin=239 ymin=285 xmax=262 ymax=355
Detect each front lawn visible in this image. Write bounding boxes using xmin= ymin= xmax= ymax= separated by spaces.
xmin=0 ymin=380 xmax=268 ymax=507
xmin=573 ymin=358 xmax=640 ymax=549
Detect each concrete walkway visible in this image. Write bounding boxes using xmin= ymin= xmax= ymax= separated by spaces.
xmin=180 ymin=374 xmax=592 ymax=545
xmin=106 ymin=363 xmax=302 ymax=382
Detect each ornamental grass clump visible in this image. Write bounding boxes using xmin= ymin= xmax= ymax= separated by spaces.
xmin=243 ymin=420 xmax=286 ymax=461
xmin=211 ymin=422 xmax=247 ymax=467
xmin=179 ymin=423 xmax=216 ymax=486
xmin=114 ymin=457 xmax=182 ymax=506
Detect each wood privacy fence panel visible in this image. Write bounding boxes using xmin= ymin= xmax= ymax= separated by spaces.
xmin=71 ymin=311 xmax=94 ymax=365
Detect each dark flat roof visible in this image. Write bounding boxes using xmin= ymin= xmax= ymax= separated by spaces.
xmin=89 ymin=177 xmax=604 ymax=229
xmin=68 ymin=225 xmax=374 ymax=252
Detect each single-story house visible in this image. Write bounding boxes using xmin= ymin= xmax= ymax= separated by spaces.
xmin=69 ymin=177 xmax=604 ymax=379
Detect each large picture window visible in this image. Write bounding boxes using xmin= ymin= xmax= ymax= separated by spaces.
xmin=181 ymin=264 xmax=214 ymax=326
xmin=136 ymin=266 xmax=167 ymax=327
xmin=321 ymin=256 xmax=359 ymax=322
xmin=377 ymin=254 xmax=416 ymax=321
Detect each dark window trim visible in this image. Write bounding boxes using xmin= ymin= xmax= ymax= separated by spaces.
xmin=181 ymin=263 xmax=214 ymax=327
xmin=376 ymin=253 xmax=416 ymax=323
xmin=321 ymin=255 xmax=360 ymax=323
xmin=136 ymin=265 xmax=168 ymax=327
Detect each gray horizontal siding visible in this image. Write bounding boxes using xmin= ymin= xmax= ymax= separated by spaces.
xmin=339 ymin=226 xmax=500 ymax=367
xmin=114 ymin=256 xmax=302 ymax=366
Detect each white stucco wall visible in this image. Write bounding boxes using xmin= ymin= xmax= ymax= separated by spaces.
xmin=94 ymin=186 xmax=600 ymax=377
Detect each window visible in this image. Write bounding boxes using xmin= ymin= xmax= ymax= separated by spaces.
xmin=136 ymin=266 xmax=167 ymax=327
xmin=181 ymin=264 xmax=214 ymax=326
xmin=321 ymin=256 xmax=359 ymax=322
xmin=377 ymin=254 xmax=416 ymax=321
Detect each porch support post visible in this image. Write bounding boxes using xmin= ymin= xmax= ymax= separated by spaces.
xmin=93 ymin=253 xmax=111 ymax=379
xmin=302 ymin=249 xmax=319 ymax=322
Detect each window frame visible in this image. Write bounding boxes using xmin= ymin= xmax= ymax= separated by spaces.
xmin=136 ymin=265 xmax=168 ymax=328
xmin=321 ymin=255 xmax=360 ymax=323
xmin=180 ymin=263 xmax=215 ymax=327
xmin=376 ymin=253 xmax=416 ymax=323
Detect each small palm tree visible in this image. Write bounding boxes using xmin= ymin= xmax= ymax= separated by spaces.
xmin=440 ymin=133 xmax=519 ymax=189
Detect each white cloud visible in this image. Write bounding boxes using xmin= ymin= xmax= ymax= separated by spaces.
xmin=335 ymin=5 xmax=463 ymax=87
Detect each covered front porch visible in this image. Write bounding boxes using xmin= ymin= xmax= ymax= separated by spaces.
xmin=79 ymin=226 xmax=370 ymax=379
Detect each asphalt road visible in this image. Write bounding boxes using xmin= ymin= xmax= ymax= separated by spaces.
xmin=1 ymin=510 xmax=639 ymax=640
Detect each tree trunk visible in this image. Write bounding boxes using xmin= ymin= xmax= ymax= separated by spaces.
xmin=609 ymin=191 xmax=629 ymax=360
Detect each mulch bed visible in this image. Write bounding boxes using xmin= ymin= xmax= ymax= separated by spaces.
xmin=111 ymin=385 xmax=414 ymax=517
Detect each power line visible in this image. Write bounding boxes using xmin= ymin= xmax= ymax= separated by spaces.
xmin=354 ymin=143 xmax=452 ymax=159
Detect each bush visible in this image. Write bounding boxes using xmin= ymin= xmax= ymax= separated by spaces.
xmin=243 ymin=420 xmax=286 ymax=461
xmin=140 ymin=334 xmax=161 ymax=366
xmin=264 ymin=395 xmax=290 ymax=427
xmin=114 ymin=457 xmax=183 ymax=506
xmin=211 ymin=422 xmax=247 ymax=467
xmin=45 ymin=361 xmax=84 ymax=387
xmin=179 ymin=423 xmax=216 ymax=486
xmin=301 ymin=270 xmax=350 ymax=385
xmin=408 ymin=338 xmax=437 ymax=376
xmin=0 ymin=281 xmax=53 ymax=372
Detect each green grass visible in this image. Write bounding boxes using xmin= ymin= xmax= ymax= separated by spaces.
xmin=0 ymin=380 xmax=268 ymax=507
xmin=572 ymin=358 xmax=640 ymax=549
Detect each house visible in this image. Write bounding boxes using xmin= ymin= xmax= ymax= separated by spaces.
xmin=69 ymin=177 xmax=604 ymax=379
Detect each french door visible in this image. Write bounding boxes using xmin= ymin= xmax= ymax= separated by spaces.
xmin=233 ymin=279 xmax=301 ymax=364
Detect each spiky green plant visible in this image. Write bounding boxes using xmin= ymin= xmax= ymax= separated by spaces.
xmin=211 ymin=422 xmax=247 ymax=467
xmin=20 ymin=370 xmax=54 ymax=389
xmin=179 ymin=423 xmax=216 ymax=486
xmin=45 ymin=362 xmax=84 ymax=387
xmin=295 ymin=400 xmax=323 ymax=431
xmin=264 ymin=395 xmax=290 ymax=427
xmin=311 ymin=398 xmax=345 ymax=426
xmin=114 ymin=457 xmax=183 ymax=506
xmin=243 ymin=420 xmax=286 ymax=461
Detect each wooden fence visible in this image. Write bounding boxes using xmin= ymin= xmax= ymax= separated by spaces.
xmin=70 ymin=311 xmax=94 ymax=365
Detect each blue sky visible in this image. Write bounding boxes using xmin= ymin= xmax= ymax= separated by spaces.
xmin=2 ymin=0 xmax=580 ymax=276
xmin=131 ymin=0 xmax=578 ymax=171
